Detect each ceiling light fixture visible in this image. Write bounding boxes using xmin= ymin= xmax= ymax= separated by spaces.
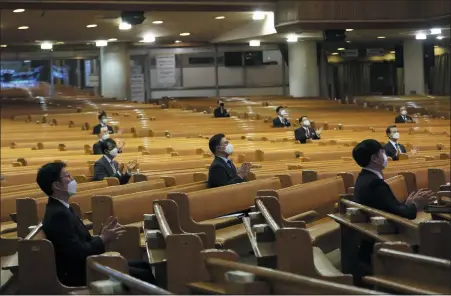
xmin=13 ymin=9 xmax=25 ymax=13
xmin=141 ymin=34 xmax=156 ymax=43
xmin=18 ymin=26 xmax=29 ymax=30
xmin=24 ymin=60 xmax=30 ymax=63
xmin=390 ymin=50 xmax=395 ymax=54
xmin=337 ymin=47 xmax=345 ymax=51
xmin=249 ymin=40 xmax=260 ymax=47
xmin=286 ymin=35 xmax=298 ymax=43
xmin=430 ymin=28 xmax=441 ymax=35
xmin=415 ymin=33 xmax=427 ymax=40
xmin=40 ymin=42 xmax=53 ymax=50
xmin=175 ymin=40 xmax=182 ymax=43
xmin=119 ymin=22 xmax=132 ymax=30
xmin=377 ymin=36 xmax=386 ymax=39
xmin=179 ymin=32 xmax=190 ymax=36
xmin=331 ymin=52 xmax=339 ymax=55
xmin=437 ymin=35 xmax=444 ymax=40
xmin=346 ymin=40 xmax=351 ymax=43
xmin=95 ymin=40 xmax=108 ymax=47
xmin=252 ymin=11 xmax=265 ymax=20
xmin=0 ymin=45 xmax=7 ymax=48
xmin=108 ymin=38 xmax=118 ymax=42
xmin=152 ymin=21 xmax=163 ymax=24
xmin=215 ymin=16 xmax=225 ymax=20
xmin=86 ymin=24 xmax=97 ymax=28
xmin=346 ymin=29 xmax=354 ymax=32
xmin=55 ymin=42 xmax=64 ymax=45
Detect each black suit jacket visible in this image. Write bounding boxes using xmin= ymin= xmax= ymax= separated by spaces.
xmin=92 ymin=124 xmax=114 ymax=135
xmin=93 ymin=156 xmax=131 ymax=185
xmin=294 ymin=127 xmax=320 ymax=144
xmin=43 ymin=198 xmax=105 ymax=286
xmin=214 ymin=107 xmax=230 ymax=118
xmin=394 ymin=115 xmax=413 ymax=123
xmin=272 ymin=117 xmax=291 ymax=128
xmin=208 ymin=156 xmax=246 ymax=188
xmin=384 ymin=142 xmax=406 ymax=161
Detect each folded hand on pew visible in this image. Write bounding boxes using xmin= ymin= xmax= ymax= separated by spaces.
xmin=405 ymin=188 xmax=436 ymax=209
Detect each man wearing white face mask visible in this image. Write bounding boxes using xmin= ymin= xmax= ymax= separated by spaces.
xmin=93 ymin=138 xmax=138 ymax=185
xmin=273 ymin=106 xmax=291 ymax=128
xmin=383 ymin=125 xmax=407 ymax=161
xmin=294 ymin=116 xmax=321 ymax=144
xmin=395 ymin=106 xmax=413 ymax=123
xmin=92 ymin=111 xmax=114 ymax=135
xmin=207 ymin=133 xmax=251 ymax=188
xmin=92 ymin=127 xmax=124 ymax=155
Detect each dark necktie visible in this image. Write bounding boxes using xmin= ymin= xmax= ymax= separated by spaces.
xmin=226 ymin=160 xmax=232 ymax=169
xmin=403 ymin=116 xmax=406 ymax=122
xmin=306 ymin=128 xmax=310 ymax=138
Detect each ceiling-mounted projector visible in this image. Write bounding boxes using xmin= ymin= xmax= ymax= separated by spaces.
xmin=121 ymin=11 xmax=145 ymax=26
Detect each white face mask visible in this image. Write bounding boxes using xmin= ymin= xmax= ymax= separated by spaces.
xmin=374 ymin=153 xmax=388 ymax=169
xmin=224 ymin=143 xmax=234 ymax=155
xmin=303 ymin=120 xmax=311 ymax=127
xmin=401 ymin=110 xmax=407 ymax=116
xmin=101 ymin=133 xmax=110 ymax=140
xmin=67 ymin=180 xmax=77 ymax=196
xmin=392 ymin=132 xmax=400 ymax=140
xmin=109 ymin=148 xmax=119 ymax=158
xmin=102 ymin=118 xmax=108 ymax=124
xmin=280 ymin=110 xmax=287 ymax=117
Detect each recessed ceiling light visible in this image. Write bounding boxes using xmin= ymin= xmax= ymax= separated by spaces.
xmin=434 ymin=45 xmax=439 ymax=48
xmin=13 ymin=9 xmax=25 ymax=13
xmin=215 ymin=16 xmax=225 ymax=20
xmin=175 ymin=40 xmax=182 ymax=43
xmin=331 ymin=52 xmax=339 ymax=55
xmin=252 ymin=11 xmax=265 ymax=20
xmin=337 ymin=48 xmax=345 ymax=51
xmin=141 ymin=34 xmax=156 ymax=43
xmin=152 ymin=20 xmax=163 ymax=24
xmin=346 ymin=29 xmax=354 ymax=32
xmin=249 ymin=40 xmax=260 ymax=47
xmin=86 ymin=24 xmax=97 ymax=28
xmin=377 ymin=36 xmax=386 ymax=39
xmin=179 ymin=32 xmax=190 ymax=36
xmin=41 ymin=42 xmax=53 ymax=50
xmin=286 ymin=35 xmax=298 ymax=43
xmin=346 ymin=40 xmax=351 ymax=43
xmin=437 ymin=35 xmax=444 ymax=40
xmin=430 ymin=28 xmax=441 ymax=35
xmin=415 ymin=33 xmax=427 ymax=40
xmin=24 ymin=60 xmax=30 ymax=63
xmin=119 ymin=22 xmax=131 ymax=30
xmin=55 ymin=42 xmax=64 ymax=45
xmin=96 ymin=40 xmax=108 ymax=47
xmin=108 ymin=38 xmax=118 ymax=42
xmin=390 ymin=51 xmax=395 ymax=54
xmin=0 ymin=44 xmax=7 ymax=48
xmin=18 ymin=26 xmax=29 ymax=30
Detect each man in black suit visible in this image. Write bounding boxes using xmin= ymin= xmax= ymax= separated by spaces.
xmin=294 ymin=116 xmax=322 ymax=144
xmin=383 ymin=125 xmax=407 ymax=161
xmin=207 ymin=133 xmax=251 ymax=188
xmin=352 ymin=139 xmax=435 ymax=264
xmin=37 ymin=162 xmax=155 ymax=287
xmin=92 ymin=111 xmax=114 ymax=135
xmin=93 ymin=138 xmax=137 ymax=185
xmin=93 ymin=127 xmax=124 ymax=155
xmin=272 ymin=106 xmax=291 ymax=128
xmin=394 ymin=106 xmax=413 ymax=123
xmin=214 ymin=100 xmax=230 ymax=118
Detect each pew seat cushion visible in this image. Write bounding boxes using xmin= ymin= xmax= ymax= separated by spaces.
xmin=308 ymin=218 xmax=340 ymax=254
xmin=200 ymin=216 xmax=241 ymax=230
xmin=312 ymin=247 xmax=343 ymax=277
xmin=215 ymin=224 xmax=248 ymax=251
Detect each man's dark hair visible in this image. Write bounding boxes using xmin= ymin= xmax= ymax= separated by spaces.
xmin=352 ymin=139 xmax=383 ymax=167
xmin=36 ymin=162 xmax=67 ymax=196
xmin=386 ymin=125 xmax=397 ymax=135
xmin=98 ymin=111 xmax=107 ymax=120
xmin=209 ymin=133 xmax=225 ymax=154
xmin=100 ymin=138 xmax=117 ymax=155
xmin=276 ymin=106 xmax=283 ymax=114
xmin=299 ymin=116 xmax=307 ymax=124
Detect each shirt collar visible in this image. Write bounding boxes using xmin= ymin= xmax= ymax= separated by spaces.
xmin=278 ymin=115 xmax=284 ymax=122
xmin=389 ymin=140 xmax=398 ymax=149
xmin=103 ymin=155 xmax=113 ymax=164
xmin=363 ymin=167 xmax=384 ymax=180
xmin=218 ymin=156 xmax=230 ymax=164
xmin=51 ymin=197 xmax=70 ymax=208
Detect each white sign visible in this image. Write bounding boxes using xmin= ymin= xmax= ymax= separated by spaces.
xmin=341 ymin=49 xmax=359 ymax=58
xmin=88 ymin=75 xmax=99 ymax=87
xmin=366 ymin=48 xmax=384 ymax=56
xmin=156 ymin=55 xmax=176 ymax=85
xmin=130 ymin=66 xmax=145 ymax=102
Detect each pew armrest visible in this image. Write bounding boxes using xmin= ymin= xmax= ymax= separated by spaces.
xmin=287 ymin=210 xmax=318 ymax=225
xmin=363 ymin=276 xmax=439 ymax=295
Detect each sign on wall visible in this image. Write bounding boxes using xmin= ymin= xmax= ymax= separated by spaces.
xmin=130 ymin=66 xmax=145 ymax=102
xmin=156 ymin=55 xmax=176 ymax=85
xmin=341 ymin=49 xmax=359 ymax=58
xmin=366 ymin=48 xmax=385 ymax=57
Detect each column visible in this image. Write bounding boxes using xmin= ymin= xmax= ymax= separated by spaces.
xmin=403 ymin=40 xmax=425 ymax=95
xmin=100 ymin=43 xmax=130 ymax=99
xmin=318 ymin=45 xmax=329 ymax=98
xmin=288 ymin=41 xmax=319 ymax=97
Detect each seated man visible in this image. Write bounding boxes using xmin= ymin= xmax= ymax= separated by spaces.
xmin=272 ymin=106 xmax=291 ymax=128
xmin=92 ymin=111 xmax=114 ymax=135
xmin=93 ymin=127 xmax=124 ymax=155
xmin=352 ymin=139 xmax=435 ymax=263
xmin=383 ymin=125 xmax=407 ymax=161
xmin=93 ymin=138 xmax=137 ymax=185
xmin=394 ymin=106 xmax=413 ymax=123
xmin=214 ymin=99 xmax=230 ymax=118
xmin=37 ymin=162 xmax=155 ymax=287
xmin=294 ymin=116 xmax=321 ymax=144
xmin=207 ymin=133 xmax=250 ymax=188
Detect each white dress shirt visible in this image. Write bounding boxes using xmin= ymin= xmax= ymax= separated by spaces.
xmin=363 ymin=167 xmax=384 ymax=180
xmin=389 ymin=140 xmax=399 ymax=151
xmin=103 ymin=155 xmax=120 ymax=175
xmin=51 ymin=197 xmax=70 ymax=208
